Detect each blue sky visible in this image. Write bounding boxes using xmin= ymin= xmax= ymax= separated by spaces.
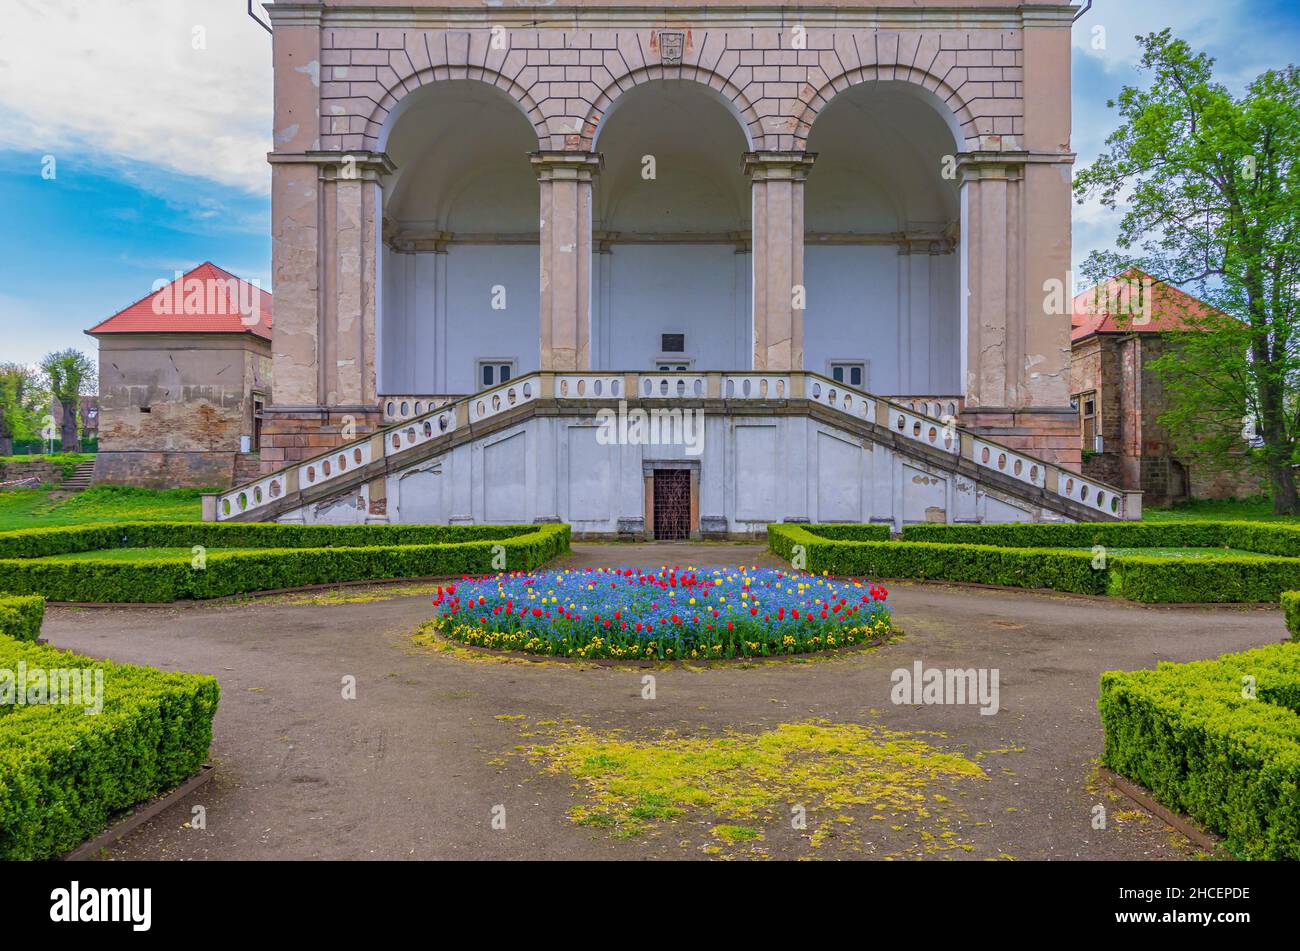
xmin=1 ymin=0 xmax=1299 ymax=366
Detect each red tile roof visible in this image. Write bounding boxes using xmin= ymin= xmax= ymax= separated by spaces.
xmin=1071 ymin=269 xmax=1225 ymax=343
xmin=86 ymin=262 xmax=273 ymax=340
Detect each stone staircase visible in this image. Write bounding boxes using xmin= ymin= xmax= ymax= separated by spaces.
xmin=206 ymin=371 xmax=1143 ymax=529
xmin=60 ymin=460 xmax=96 ymax=492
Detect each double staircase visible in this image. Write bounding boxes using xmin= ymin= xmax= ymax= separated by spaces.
xmin=205 ymin=371 xmax=1142 ymax=529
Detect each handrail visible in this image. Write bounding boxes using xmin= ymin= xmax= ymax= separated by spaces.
xmin=210 ymin=370 xmax=1140 ymax=522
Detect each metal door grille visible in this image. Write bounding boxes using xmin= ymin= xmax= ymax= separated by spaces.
xmin=653 ymin=469 xmax=691 ymax=540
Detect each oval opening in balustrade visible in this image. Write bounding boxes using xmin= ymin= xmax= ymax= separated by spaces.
xmin=743 ymin=379 xmax=752 ymax=397
xmin=423 ymin=421 xmax=433 ymax=438
xmin=307 ymin=465 xmax=317 ymax=482
xmin=507 ymin=388 xmax=517 ymax=406
xmin=270 ymin=480 xmax=281 ymax=498
xmin=560 ymin=379 xmax=570 ymax=397
xmin=812 ymin=382 xmax=822 ymax=398
xmin=981 ymin=446 xmax=990 ymax=464
xmin=400 ymin=401 xmax=409 ymax=416
xmin=912 ymin=421 xmax=922 ymax=438
xmin=385 ymin=401 xmax=395 ymax=417
xmin=593 ymin=380 xmax=603 ymax=396
xmin=759 ymin=379 xmax=769 ymax=397
xmin=238 ymin=492 xmax=248 ymax=511
xmin=947 ymin=401 xmax=957 ymax=417
xmin=438 ymin=414 xmax=449 ymax=432
xmin=338 ymin=454 xmax=347 ymax=471
xmin=1111 ymin=496 xmax=1120 ymax=514
xmin=322 ymin=460 xmax=332 ymax=477
xmin=354 ymin=448 xmax=363 ymax=465
xmin=391 ymin=434 xmax=401 ymax=450
xmin=492 ymin=394 xmax=502 ymax=411
xmin=725 ymin=379 xmax=735 ymax=398
xmin=1030 ymin=465 xmax=1039 ymax=482
xmin=610 ymin=380 xmax=620 ymax=397
xmin=254 ymin=486 xmax=263 ymax=504
xmin=928 ymin=426 xmax=937 ymax=443
xmin=776 ymin=380 xmax=785 ymax=398
xmin=577 ymin=379 xmax=586 ymax=397
xmin=414 ymin=401 xmax=424 ymax=415
xmin=828 ymin=388 xmax=838 ymax=404
xmin=1013 ymin=459 xmax=1023 ymax=477
xmin=476 ymin=400 xmax=486 ymax=417
xmin=1081 ymin=485 xmax=1090 ymax=501
xmin=522 ymin=383 xmax=532 ymax=398
xmin=676 ymin=379 xmax=687 ymax=396
xmin=1065 ymin=478 xmax=1074 ymax=495
xmin=222 ymin=498 xmax=231 ymax=516
xmin=897 ymin=415 xmax=906 ymax=432
xmin=406 ymin=427 xmax=416 ymax=444
xmin=1096 ymin=491 xmax=1105 ymax=509
xmin=997 ymin=453 xmax=1007 ymax=471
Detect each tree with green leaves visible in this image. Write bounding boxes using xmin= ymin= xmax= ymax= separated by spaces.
xmin=0 ymin=363 xmax=47 ymax=456
xmin=1074 ymin=30 xmax=1300 ymax=514
xmin=39 ymin=349 xmax=97 ymax=454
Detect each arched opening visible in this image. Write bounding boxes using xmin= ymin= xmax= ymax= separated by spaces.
xmin=592 ymin=81 xmax=751 ymax=371
xmin=804 ymin=82 xmax=961 ymax=397
xmin=380 ymin=81 xmax=540 ymax=397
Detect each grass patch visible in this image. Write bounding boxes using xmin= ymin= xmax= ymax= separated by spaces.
xmin=1143 ymin=498 xmax=1287 ymax=522
xmin=0 ymin=486 xmax=206 ymax=531
xmin=519 ymin=718 xmax=991 ymax=858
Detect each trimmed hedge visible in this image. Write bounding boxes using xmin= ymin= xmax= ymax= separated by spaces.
xmin=1099 ymin=643 xmax=1300 ymax=860
xmin=1284 ymin=592 xmax=1300 ymax=642
xmin=768 ymin=524 xmax=1107 ymax=594
xmin=0 ymin=594 xmax=44 ymax=642
xmin=0 ymin=635 xmax=219 ymax=860
xmin=771 ymin=522 xmax=1300 ymax=603
xmin=0 ymin=522 xmax=571 ymax=604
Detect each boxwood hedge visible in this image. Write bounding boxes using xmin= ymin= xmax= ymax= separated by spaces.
xmin=0 ymin=522 xmax=571 ymax=604
xmin=0 ymin=631 xmax=220 ymax=860
xmin=0 ymin=594 xmax=44 ymax=642
xmin=1284 ymin=592 xmax=1300 ymax=642
xmin=769 ymin=522 xmax=1300 ymax=603
xmin=1099 ymin=643 xmax=1300 ymax=860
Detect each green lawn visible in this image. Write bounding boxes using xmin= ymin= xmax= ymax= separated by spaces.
xmin=1143 ymin=498 xmax=1294 ymax=522
xmin=0 ymin=486 xmax=207 ymax=532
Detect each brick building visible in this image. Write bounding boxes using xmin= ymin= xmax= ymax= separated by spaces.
xmin=206 ymin=0 xmax=1145 ymax=529
xmin=1070 ymin=270 xmax=1263 ymax=506
xmin=87 ymin=263 xmax=273 ymax=488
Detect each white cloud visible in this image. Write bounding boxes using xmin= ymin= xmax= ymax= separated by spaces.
xmin=0 ymin=0 xmax=273 ymax=195
xmin=1072 ymin=0 xmax=1294 ymax=90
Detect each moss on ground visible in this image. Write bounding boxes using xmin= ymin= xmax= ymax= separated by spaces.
xmin=515 ymin=717 xmax=997 ymax=859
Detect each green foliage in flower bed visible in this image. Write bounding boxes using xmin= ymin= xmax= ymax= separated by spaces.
xmin=0 ymin=594 xmax=44 ymax=642
xmin=0 ymin=632 xmax=219 ymax=860
xmin=769 ymin=522 xmax=1300 ymax=603
xmin=1099 ymin=643 xmax=1300 ymax=860
xmin=0 ymin=522 xmax=571 ymax=603
xmin=430 ymin=566 xmax=895 ymax=660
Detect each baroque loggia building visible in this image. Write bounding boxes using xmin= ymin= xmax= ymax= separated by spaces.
xmin=207 ymin=0 xmax=1140 ymax=534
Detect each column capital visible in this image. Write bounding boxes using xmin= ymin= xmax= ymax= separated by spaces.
xmin=957 ymin=150 xmax=1038 ymax=183
xmin=530 ymin=151 xmax=603 ymax=183
xmin=269 ymin=150 xmax=397 ymax=182
xmin=742 ymin=151 xmax=817 ymax=182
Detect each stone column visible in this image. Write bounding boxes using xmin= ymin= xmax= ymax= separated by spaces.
xmin=745 ymin=151 xmax=816 ymax=371
xmin=262 ymin=151 xmax=394 ymax=472
xmin=958 ymin=146 xmax=1079 ymax=469
xmin=532 ymin=152 xmax=601 ymax=371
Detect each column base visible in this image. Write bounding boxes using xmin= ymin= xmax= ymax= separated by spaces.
xmin=258 ymin=405 xmax=384 ymax=473
xmin=961 ymin=406 xmax=1082 ymax=472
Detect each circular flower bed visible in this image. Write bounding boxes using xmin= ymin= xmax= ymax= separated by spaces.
xmin=430 ymin=566 xmax=894 ymax=660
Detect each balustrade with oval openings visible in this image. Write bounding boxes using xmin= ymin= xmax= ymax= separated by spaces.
xmin=216 ymin=474 xmax=286 ymax=521
xmin=555 ymin=375 xmax=623 ymax=400
xmin=722 ymin=375 xmax=789 ymax=401
xmin=888 ymin=404 xmax=958 ymax=454
xmin=299 ymin=440 xmax=374 ymax=489
xmin=972 ymin=439 xmax=1046 ymax=488
xmin=1058 ymin=473 xmax=1123 ymax=517
xmin=807 ymin=376 xmax=876 ymax=423
xmin=469 ymin=377 xmax=537 ymax=423
xmin=383 ymin=396 xmax=455 ymax=423
xmin=639 ymin=374 xmax=706 ymax=399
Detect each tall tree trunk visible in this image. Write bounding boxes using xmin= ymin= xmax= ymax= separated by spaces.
xmin=1269 ymin=461 xmax=1298 ymax=515
xmin=59 ymin=398 xmax=80 ymax=453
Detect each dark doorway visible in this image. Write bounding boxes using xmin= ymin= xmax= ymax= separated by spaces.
xmin=653 ymin=469 xmax=691 ymax=540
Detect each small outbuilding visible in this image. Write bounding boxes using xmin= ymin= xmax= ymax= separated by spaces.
xmin=86 ymin=263 xmax=273 ymax=488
